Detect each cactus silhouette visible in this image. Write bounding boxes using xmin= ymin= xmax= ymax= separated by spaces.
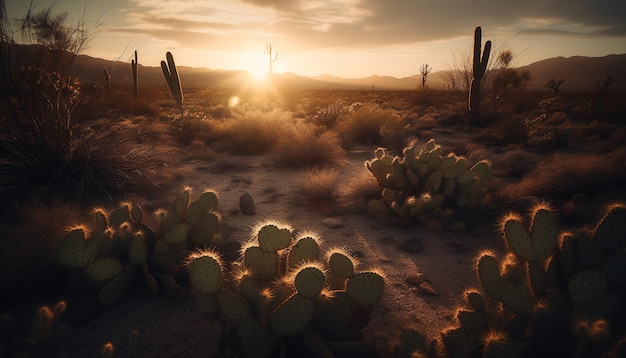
xmin=265 ymin=43 xmax=278 ymax=75
xmin=131 ymin=50 xmax=138 ymax=100
xmin=468 ymin=26 xmax=491 ymax=124
xmin=161 ymin=51 xmax=184 ymax=110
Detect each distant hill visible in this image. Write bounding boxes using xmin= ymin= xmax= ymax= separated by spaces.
xmin=516 ymin=54 xmax=626 ymax=90
xmin=5 ymin=44 xmax=625 ymax=91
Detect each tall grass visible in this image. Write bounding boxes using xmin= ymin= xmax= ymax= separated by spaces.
xmin=496 ymin=148 xmax=626 ymax=202
xmin=334 ymin=104 xmax=408 ymax=149
xmin=272 ymin=122 xmax=345 ymax=168
xmin=0 ymin=68 xmax=168 ymax=207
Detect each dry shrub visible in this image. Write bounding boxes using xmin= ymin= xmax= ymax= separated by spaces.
xmin=493 ymin=150 xmax=539 ymax=178
xmin=217 ymin=108 xmax=291 ymax=155
xmin=335 ymin=104 xmax=407 ymax=147
xmin=497 ymin=148 xmax=626 ymax=202
xmin=272 ymin=122 xmax=345 ymax=168
xmin=339 ymin=170 xmax=381 ymax=201
xmin=473 ymin=114 xmax=528 ymax=146
xmin=298 ymin=168 xmax=340 ymax=214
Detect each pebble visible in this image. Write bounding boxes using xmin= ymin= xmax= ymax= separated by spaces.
xmin=239 ymin=192 xmax=255 ymax=215
xmin=378 ymin=236 xmax=398 ymax=245
xmin=400 ymin=236 xmax=424 ymax=253
xmin=417 ymin=282 xmax=438 ymax=296
xmin=322 ymin=217 xmax=344 ymax=228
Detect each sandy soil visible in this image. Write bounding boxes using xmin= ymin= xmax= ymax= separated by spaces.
xmin=51 ymin=142 xmax=508 ymax=358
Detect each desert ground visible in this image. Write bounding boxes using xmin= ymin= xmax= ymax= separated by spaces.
xmin=1 ymin=83 xmax=625 ymax=357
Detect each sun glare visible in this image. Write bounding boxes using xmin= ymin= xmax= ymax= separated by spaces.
xmin=249 ymin=68 xmax=268 ymax=80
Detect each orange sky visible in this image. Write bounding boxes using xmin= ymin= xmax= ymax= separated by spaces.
xmin=6 ymin=0 xmax=626 ymax=78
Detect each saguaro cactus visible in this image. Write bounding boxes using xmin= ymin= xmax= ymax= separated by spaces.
xmin=265 ymin=43 xmax=278 ymax=75
xmin=468 ymin=26 xmax=491 ymax=123
xmin=161 ymin=51 xmax=183 ymax=110
xmin=103 ymin=67 xmax=111 ymax=89
xmin=131 ymin=50 xmax=138 ymax=100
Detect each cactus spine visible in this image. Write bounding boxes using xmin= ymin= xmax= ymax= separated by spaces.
xmin=468 ymin=26 xmax=491 ymax=123
xmin=161 ymin=51 xmax=183 ymax=110
xmin=131 ymin=50 xmax=138 ymax=101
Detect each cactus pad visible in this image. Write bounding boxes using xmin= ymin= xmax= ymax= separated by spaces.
xmin=257 ymin=224 xmax=291 ymax=252
xmin=187 ymin=253 xmax=223 ymax=295
xmin=593 ymin=205 xmax=626 ymax=256
xmin=328 ymin=250 xmax=356 ymax=278
xmin=287 ymin=236 xmax=320 ymax=269
xmin=86 ymin=257 xmax=124 ymax=282
xmin=269 ymin=293 xmax=314 ymax=336
xmin=55 ymin=229 xmax=99 ymax=268
xmin=163 ymin=222 xmax=189 ymax=245
xmin=294 ymin=266 xmax=326 ymax=297
xmin=346 ymin=271 xmax=385 ymax=306
xmin=244 ymin=246 xmax=279 ymax=280
xmin=218 ymin=289 xmax=252 ymax=321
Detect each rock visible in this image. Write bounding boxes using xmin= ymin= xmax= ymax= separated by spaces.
xmin=445 ymin=240 xmax=469 ymax=252
xmin=400 ymin=236 xmax=424 ymax=253
xmin=378 ymin=236 xmax=398 ymax=245
xmin=239 ymin=192 xmax=255 ymax=215
xmin=322 ymin=217 xmax=344 ymax=229
xmin=405 ymin=274 xmax=425 ymax=286
xmin=417 ymin=282 xmax=438 ymax=296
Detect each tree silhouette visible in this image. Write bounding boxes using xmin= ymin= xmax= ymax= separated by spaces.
xmin=420 ymin=63 xmax=431 ymax=90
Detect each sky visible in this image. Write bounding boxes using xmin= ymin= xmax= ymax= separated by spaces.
xmin=5 ymin=0 xmax=626 ymax=78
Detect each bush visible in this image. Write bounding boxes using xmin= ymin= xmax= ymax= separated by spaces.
xmin=272 ymin=122 xmax=345 ymax=168
xmin=0 ymin=68 xmax=169 ymax=207
xmin=334 ymin=104 xmax=408 ymax=148
xmin=217 ymin=108 xmax=291 ymax=155
xmin=496 ymin=148 xmax=626 ymax=202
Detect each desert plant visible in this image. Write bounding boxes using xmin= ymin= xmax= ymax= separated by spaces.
xmin=334 ymin=103 xmax=408 ymax=148
xmin=272 ymin=122 xmax=345 ymax=168
xmin=53 ymin=189 xmax=235 ymax=323
xmin=131 ymin=50 xmax=138 ymax=100
xmin=441 ymin=204 xmax=626 ymax=357
xmin=0 ymin=301 xmax=69 ymax=357
xmin=468 ymin=26 xmax=491 ymax=125
xmin=365 ymin=139 xmax=492 ymax=231
xmin=161 ymin=51 xmax=183 ymax=110
xmin=187 ymin=221 xmax=386 ymax=357
xmin=217 ymin=108 xmax=291 ymax=155
xmin=496 ymin=149 xmax=626 ymax=203
xmin=420 ymin=63 xmax=431 ymax=90
xmin=545 ymin=79 xmax=566 ymax=94
xmin=264 ymin=43 xmax=278 ymax=75
xmin=0 ymin=68 xmax=166 ymax=205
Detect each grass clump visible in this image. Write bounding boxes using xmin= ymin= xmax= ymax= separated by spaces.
xmin=334 ymin=104 xmax=408 ymax=148
xmin=0 ymin=69 xmax=170 ymax=208
xmin=497 ymin=148 xmax=626 ymax=202
xmin=217 ymin=108 xmax=291 ymax=155
xmin=272 ymin=122 xmax=345 ymax=168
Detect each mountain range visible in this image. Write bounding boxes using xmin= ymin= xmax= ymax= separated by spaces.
xmin=59 ymin=52 xmax=626 ymax=91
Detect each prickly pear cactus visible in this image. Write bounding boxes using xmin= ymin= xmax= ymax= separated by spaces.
xmin=201 ymin=219 xmax=386 ymax=357
xmin=441 ymin=203 xmax=626 ymax=358
xmin=53 ymin=188 xmax=233 ymax=322
xmin=365 ymin=139 xmax=492 ymax=231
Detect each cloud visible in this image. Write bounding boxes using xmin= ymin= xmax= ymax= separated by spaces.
xmin=112 ymin=0 xmax=626 ymax=53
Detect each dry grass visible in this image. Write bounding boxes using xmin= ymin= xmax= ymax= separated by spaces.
xmin=339 ymin=170 xmax=381 ymax=201
xmin=496 ymin=148 xmax=626 ymax=202
xmin=298 ymin=168 xmax=340 ymax=214
xmin=272 ymin=122 xmax=346 ymax=168
xmin=334 ymin=104 xmax=408 ymax=148
xmin=216 ymin=108 xmax=291 ymax=155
